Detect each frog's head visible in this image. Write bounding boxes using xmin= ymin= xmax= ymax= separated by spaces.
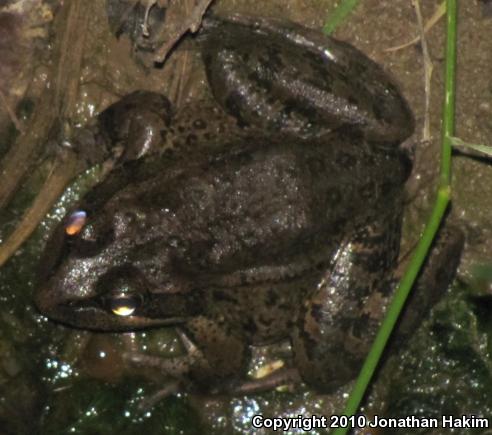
xmin=35 ymin=196 xmax=199 ymax=331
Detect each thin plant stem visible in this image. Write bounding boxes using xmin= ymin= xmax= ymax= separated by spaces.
xmin=331 ymin=0 xmax=457 ymax=433
xmin=413 ymin=0 xmax=434 ymax=141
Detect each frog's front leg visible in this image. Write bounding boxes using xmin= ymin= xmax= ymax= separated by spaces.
xmin=95 ymin=90 xmax=172 ymax=163
xmin=292 ymin=213 xmax=401 ymax=393
xmin=183 ymin=318 xmax=303 ymax=394
xmin=68 ymin=91 xmax=172 ymax=167
xmin=180 ymin=316 xmax=252 ymax=390
xmin=127 ymin=316 xmax=251 ymax=392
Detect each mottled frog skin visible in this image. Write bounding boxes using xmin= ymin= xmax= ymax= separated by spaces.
xmin=36 ymin=15 xmax=417 ymax=393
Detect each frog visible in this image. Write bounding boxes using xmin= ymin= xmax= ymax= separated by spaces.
xmin=35 ymin=14 xmax=455 ymax=394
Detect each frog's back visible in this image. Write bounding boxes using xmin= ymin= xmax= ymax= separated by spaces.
xmin=85 ymin=128 xmax=407 ymax=280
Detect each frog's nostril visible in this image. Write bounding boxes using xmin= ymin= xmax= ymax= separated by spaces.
xmin=70 ymin=226 xmax=115 ymax=258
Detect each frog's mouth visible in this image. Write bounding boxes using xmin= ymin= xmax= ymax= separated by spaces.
xmin=36 ymin=256 xmax=203 ymax=331
xmin=35 ymin=286 xmax=191 ymax=332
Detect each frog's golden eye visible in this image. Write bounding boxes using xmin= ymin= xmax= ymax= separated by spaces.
xmin=65 ymin=210 xmax=87 ymax=236
xmin=108 ymin=294 xmax=140 ymax=317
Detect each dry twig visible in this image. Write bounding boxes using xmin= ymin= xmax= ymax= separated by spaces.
xmin=0 ymin=0 xmax=89 ymax=209
xmin=0 ymin=89 xmax=24 ymax=134
xmin=0 ymin=152 xmax=82 ymax=267
xmin=413 ymin=0 xmax=433 ymax=141
xmin=385 ymin=2 xmax=445 ymax=53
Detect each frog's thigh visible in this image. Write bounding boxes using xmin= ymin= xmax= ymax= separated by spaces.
xmin=292 ymin=218 xmax=400 ymax=392
xmin=183 ymin=316 xmax=250 ymax=388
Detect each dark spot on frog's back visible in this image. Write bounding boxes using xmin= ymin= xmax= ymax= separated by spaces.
xmin=381 ymin=181 xmax=394 ymax=197
xmin=193 ymin=119 xmax=207 ymax=130
xmin=242 ymin=318 xmax=258 ymax=335
xmin=360 ymin=183 xmax=375 ymax=200
xmin=346 ymin=95 xmax=358 ymax=107
xmin=225 ymin=94 xmax=246 ymax=125
xmin=186 ymin=134 xmax=198 ymax=146
xmin=321 ymin=187 xmax=342 ymax=205
xmin=213 ymin=290 xmax=236 ymax=304
xmin=247 ymin=71 xmax=272 ymax=92
xmin=283 ymin=98 xmax=318 ymax=121
xmin=335 ymin=151 xmax=357 ymax=168
xmin=240 ymin=51 xmax=250 ymax=63
xmin=71 ymin=227 xmax=115 ymax=258
xmin=372 ymin=97 xmax=389 ymax=121
xmin=301 ymin=50 xmax=320 ymax=66
xmin=348 ymin=55 xmax=369 ymax=77
xmin=258 ymin=314 xmax=274 ymax=328
xmin=202 ymin=52 xmax=213 ymax=66
xmin=266 ymin=289 xmax=279 ymax=307
xmin=265 ymin=45 xmax=284 ymax=70
xmin=351 ymin=314 xmax=373 ymax=339
xmin=306 ymin=156 xmax=325 ymax=176
xmin=309 ymin=302 xmax=324 ymax=324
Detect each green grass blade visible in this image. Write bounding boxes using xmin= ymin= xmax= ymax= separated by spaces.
xmin=331 ymin=189 xmax=450 ymax=435
xmin=332 ymin=0 xmax=457 ymax=433
xmin=323 ymin=0 xmax=360 ymax=34
xmin=451 ymin=137 xmax=492 ymax=157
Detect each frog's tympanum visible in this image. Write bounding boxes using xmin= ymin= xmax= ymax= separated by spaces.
xmin=36 ymin=15 xmax=422 ymax=394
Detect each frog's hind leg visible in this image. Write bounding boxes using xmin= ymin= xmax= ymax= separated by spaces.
xmin=200 ymin=15 xmax=414 ymax=142
xmin=390 ymin=223 xmax=464 ymax=345
xmin=291 ymin=214 xmax=401 ymax=393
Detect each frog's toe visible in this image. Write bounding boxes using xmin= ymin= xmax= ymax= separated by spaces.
xmin=123 ymin=350 xmax=196 ymax=378
xmin=225 ymin=367 xmax=301 ymax=396
xmin=137 ymin=380 xmax=182 ymax=411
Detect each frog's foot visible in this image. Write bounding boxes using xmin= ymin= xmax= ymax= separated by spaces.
xmin=391 ymin=223 xmax=464 ymax=345
xmin=224 ymin=367 xmax=301 ymax=396
xmin=137 ymin=380 xmax=181 ymax=411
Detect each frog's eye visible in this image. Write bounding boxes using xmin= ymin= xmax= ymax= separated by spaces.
xmin=108 ymin=294 xmax=141 ymax=317
xmin=65 ymin=210 xmax=87 ymax=236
